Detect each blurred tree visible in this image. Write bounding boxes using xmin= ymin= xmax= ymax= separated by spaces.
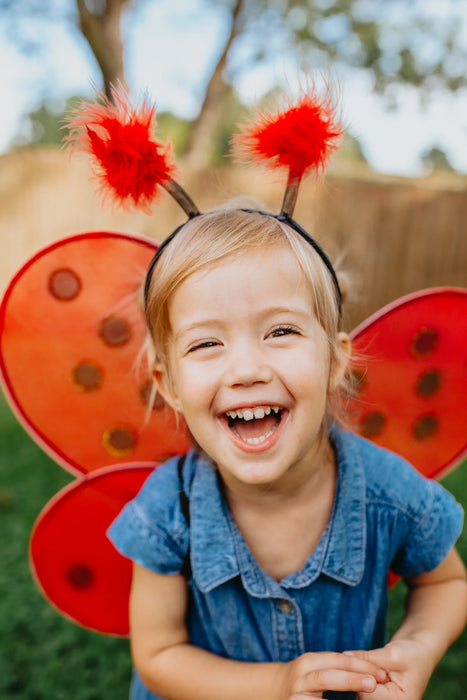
xmin=335 ymin=133 xmax=367 ymax=164
xmin=1 ymin=0 xmax=465 ymax=165
xmin=284 ymin=0 xmax=466 ymax=94
xmin=75 ymin=0 xmax=129 ymax=96
xmin=12 ymin=97 xmax=80 ymax=148
xmin=0 ymin=0 xmax=130 ymax=99
xmin=12 ymin=100 xmax=68 ymax=147
xmin=421 ymin=146 xmax=455 ymax=173
xmin=182 ymin=0 xmax=467 ymax=165
xmin=183 ymin=0 xmax=245 ymax=167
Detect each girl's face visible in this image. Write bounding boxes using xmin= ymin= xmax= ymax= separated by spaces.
xmin=156 ymin=244 xmax=349 ymax=494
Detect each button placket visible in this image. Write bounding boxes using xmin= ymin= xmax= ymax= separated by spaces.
xmin=271 ymin=595 xmax=305 ymax=661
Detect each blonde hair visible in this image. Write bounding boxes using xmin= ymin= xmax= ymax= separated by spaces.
xmin=145 ymin=206 xmax=351 ymax=424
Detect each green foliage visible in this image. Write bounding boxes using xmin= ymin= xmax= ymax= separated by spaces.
xmin=12 ymin=94 xmax=245 ymax=159
xmin=206 ymin=90 xmax=250 ymax=165
xmin=0 ymin=389 xmax=465 ymax=698
xmin=421 ymin=147 xmax=455 ymax=173
xmin=156 ymin=111 xmax=192 ymax=156
xmin=160 ymin=89 xmax=249 ymax=163
xmin=12 ymin=96 xmax=82 ymax=148
xmin=283 ymin=0 xmax=467 ymax=94
xmin=335 ymin=132 xmax=367 ymax=163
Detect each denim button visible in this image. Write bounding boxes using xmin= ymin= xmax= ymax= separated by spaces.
xmin=278 ymin=599 xmax=293 ymax=614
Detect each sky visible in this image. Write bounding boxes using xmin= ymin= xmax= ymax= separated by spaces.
xmin=0 ymin=0 xmax=466 ymax=177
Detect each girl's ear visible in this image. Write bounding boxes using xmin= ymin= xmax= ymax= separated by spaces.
xmin=152 ymin=364 xmax=182 ymax=413
xmin=329 ymin=332 xmax=351 ymax=392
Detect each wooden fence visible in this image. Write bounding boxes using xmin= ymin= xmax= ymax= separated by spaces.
xmin=1 ymin=146 xmax=465 ymax=331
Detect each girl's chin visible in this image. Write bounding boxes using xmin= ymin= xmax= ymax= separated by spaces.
xmin=218 ymin=460 xmax=288 ymax=488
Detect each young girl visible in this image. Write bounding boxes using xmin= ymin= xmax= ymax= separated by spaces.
xmin=108 ymin=206 xmax=466 ymax=700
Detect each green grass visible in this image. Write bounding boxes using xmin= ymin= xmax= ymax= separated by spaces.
xmin=0 ymin=392 xmax=132 ymax=699
xmin=387 ymin=459 xmax=467 ymax=698
xmin=0 ymin=391 xmax=465 ymax=699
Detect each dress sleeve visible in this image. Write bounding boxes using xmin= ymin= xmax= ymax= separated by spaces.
xmin=390 ymin=476 xmax=464 ymax=578
xmin=106 ymin=457 xmax=190 ymax=575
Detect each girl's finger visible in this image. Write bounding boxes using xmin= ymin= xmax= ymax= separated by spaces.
xmin=300 ymin=668 xmax=378 ymax=694
xmin=302 ymin=652 xmax=388 ymax=683
xmin=345 ymin=647 xmax=396 ymax=671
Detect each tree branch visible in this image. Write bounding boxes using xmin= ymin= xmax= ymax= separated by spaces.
xmin=76 ymin=0 xmax=130 ymax=99
xmin=183 ymin=0 xmax=246 ymax=168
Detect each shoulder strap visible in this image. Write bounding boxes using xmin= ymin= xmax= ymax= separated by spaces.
xmin=177 ymin=454 xmax=192 ymax=580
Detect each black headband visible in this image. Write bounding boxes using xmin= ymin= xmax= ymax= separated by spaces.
xmin=143 ymin=210 xmax=342 ymax=321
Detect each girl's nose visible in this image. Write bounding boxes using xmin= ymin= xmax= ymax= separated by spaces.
xmin=224 ymin=342 xmax=273 ymax=387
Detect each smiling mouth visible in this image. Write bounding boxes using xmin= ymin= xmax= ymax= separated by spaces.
xmin=224 ymin=406 xmax=283 ymax=445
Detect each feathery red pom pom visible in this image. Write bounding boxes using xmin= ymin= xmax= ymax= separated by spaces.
xmin=233 ymin=88 xmax=344 ymax=181
xmin=65 ymin=85 xmax=176 ymax=210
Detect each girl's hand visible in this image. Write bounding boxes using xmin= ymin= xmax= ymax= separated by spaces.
xmin=279 ymin=651 xmax=389 ymax=699
xmin=347 ymin=640 xmax=434 ymax=700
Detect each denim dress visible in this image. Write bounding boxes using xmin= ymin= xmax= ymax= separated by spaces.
xmin=108 ymin=425 xmax=463 ymax=700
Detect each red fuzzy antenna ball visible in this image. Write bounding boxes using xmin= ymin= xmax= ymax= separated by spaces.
xmin=64 ymin=85 xmax=177 ymax=210
xmin=233 ymin=89 xmax=344 ymax=181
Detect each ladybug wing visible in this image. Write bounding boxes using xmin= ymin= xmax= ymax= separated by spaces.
xmin=349 ymin=287 xmax=467 ymax=480
xmin=30 ymin=463 xmax=154 ymax=636
xmin=0 ymin=231 xmax=189 ymax=476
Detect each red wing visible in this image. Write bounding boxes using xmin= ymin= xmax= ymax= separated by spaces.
xmin=349 ymin=287 xmax=467 ymax=480
xmin=5 ymin=250 xmax=465 ymax=632
xmin=0 ymin=232 xmax=189 ymax=475
xmin=29 ymin=463 xmax=154 ymax=636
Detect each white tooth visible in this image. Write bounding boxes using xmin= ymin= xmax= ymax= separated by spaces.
xmin=272 ymin=406 xmax=280 ymax=414
xmin=264 ymin=407 xmax=271 ymax=415
xmin=243 ymin=409 xmax=254 ymax=421
xmin=243 ymin=423 xmax=279 ymax=445
xmin=254 ymin=408 xmax=265 ymax=419
xmin=235 ymin=410 xmax=243 ymax=419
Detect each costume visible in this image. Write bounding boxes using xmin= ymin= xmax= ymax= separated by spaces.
xmin=1 ymin=236 xmax=465 ymax=637
xmin=0 ymin=85 xmax=465 ymax=700
xmin=108 ymin=424 xmax=463 ymax=700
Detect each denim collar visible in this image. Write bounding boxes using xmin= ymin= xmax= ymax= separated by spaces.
xmin=189 ymin=424 xmax=366 ymax=594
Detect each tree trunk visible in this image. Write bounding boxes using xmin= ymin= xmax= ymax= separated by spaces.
xmin=183 ymin=0 xmax=246 ymax=169
xmin=76 ymin=0 xmax=129 ymax=99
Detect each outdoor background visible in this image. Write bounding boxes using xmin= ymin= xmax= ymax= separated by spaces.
xmin=0 ymin=1 xmax=466 ymax=698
